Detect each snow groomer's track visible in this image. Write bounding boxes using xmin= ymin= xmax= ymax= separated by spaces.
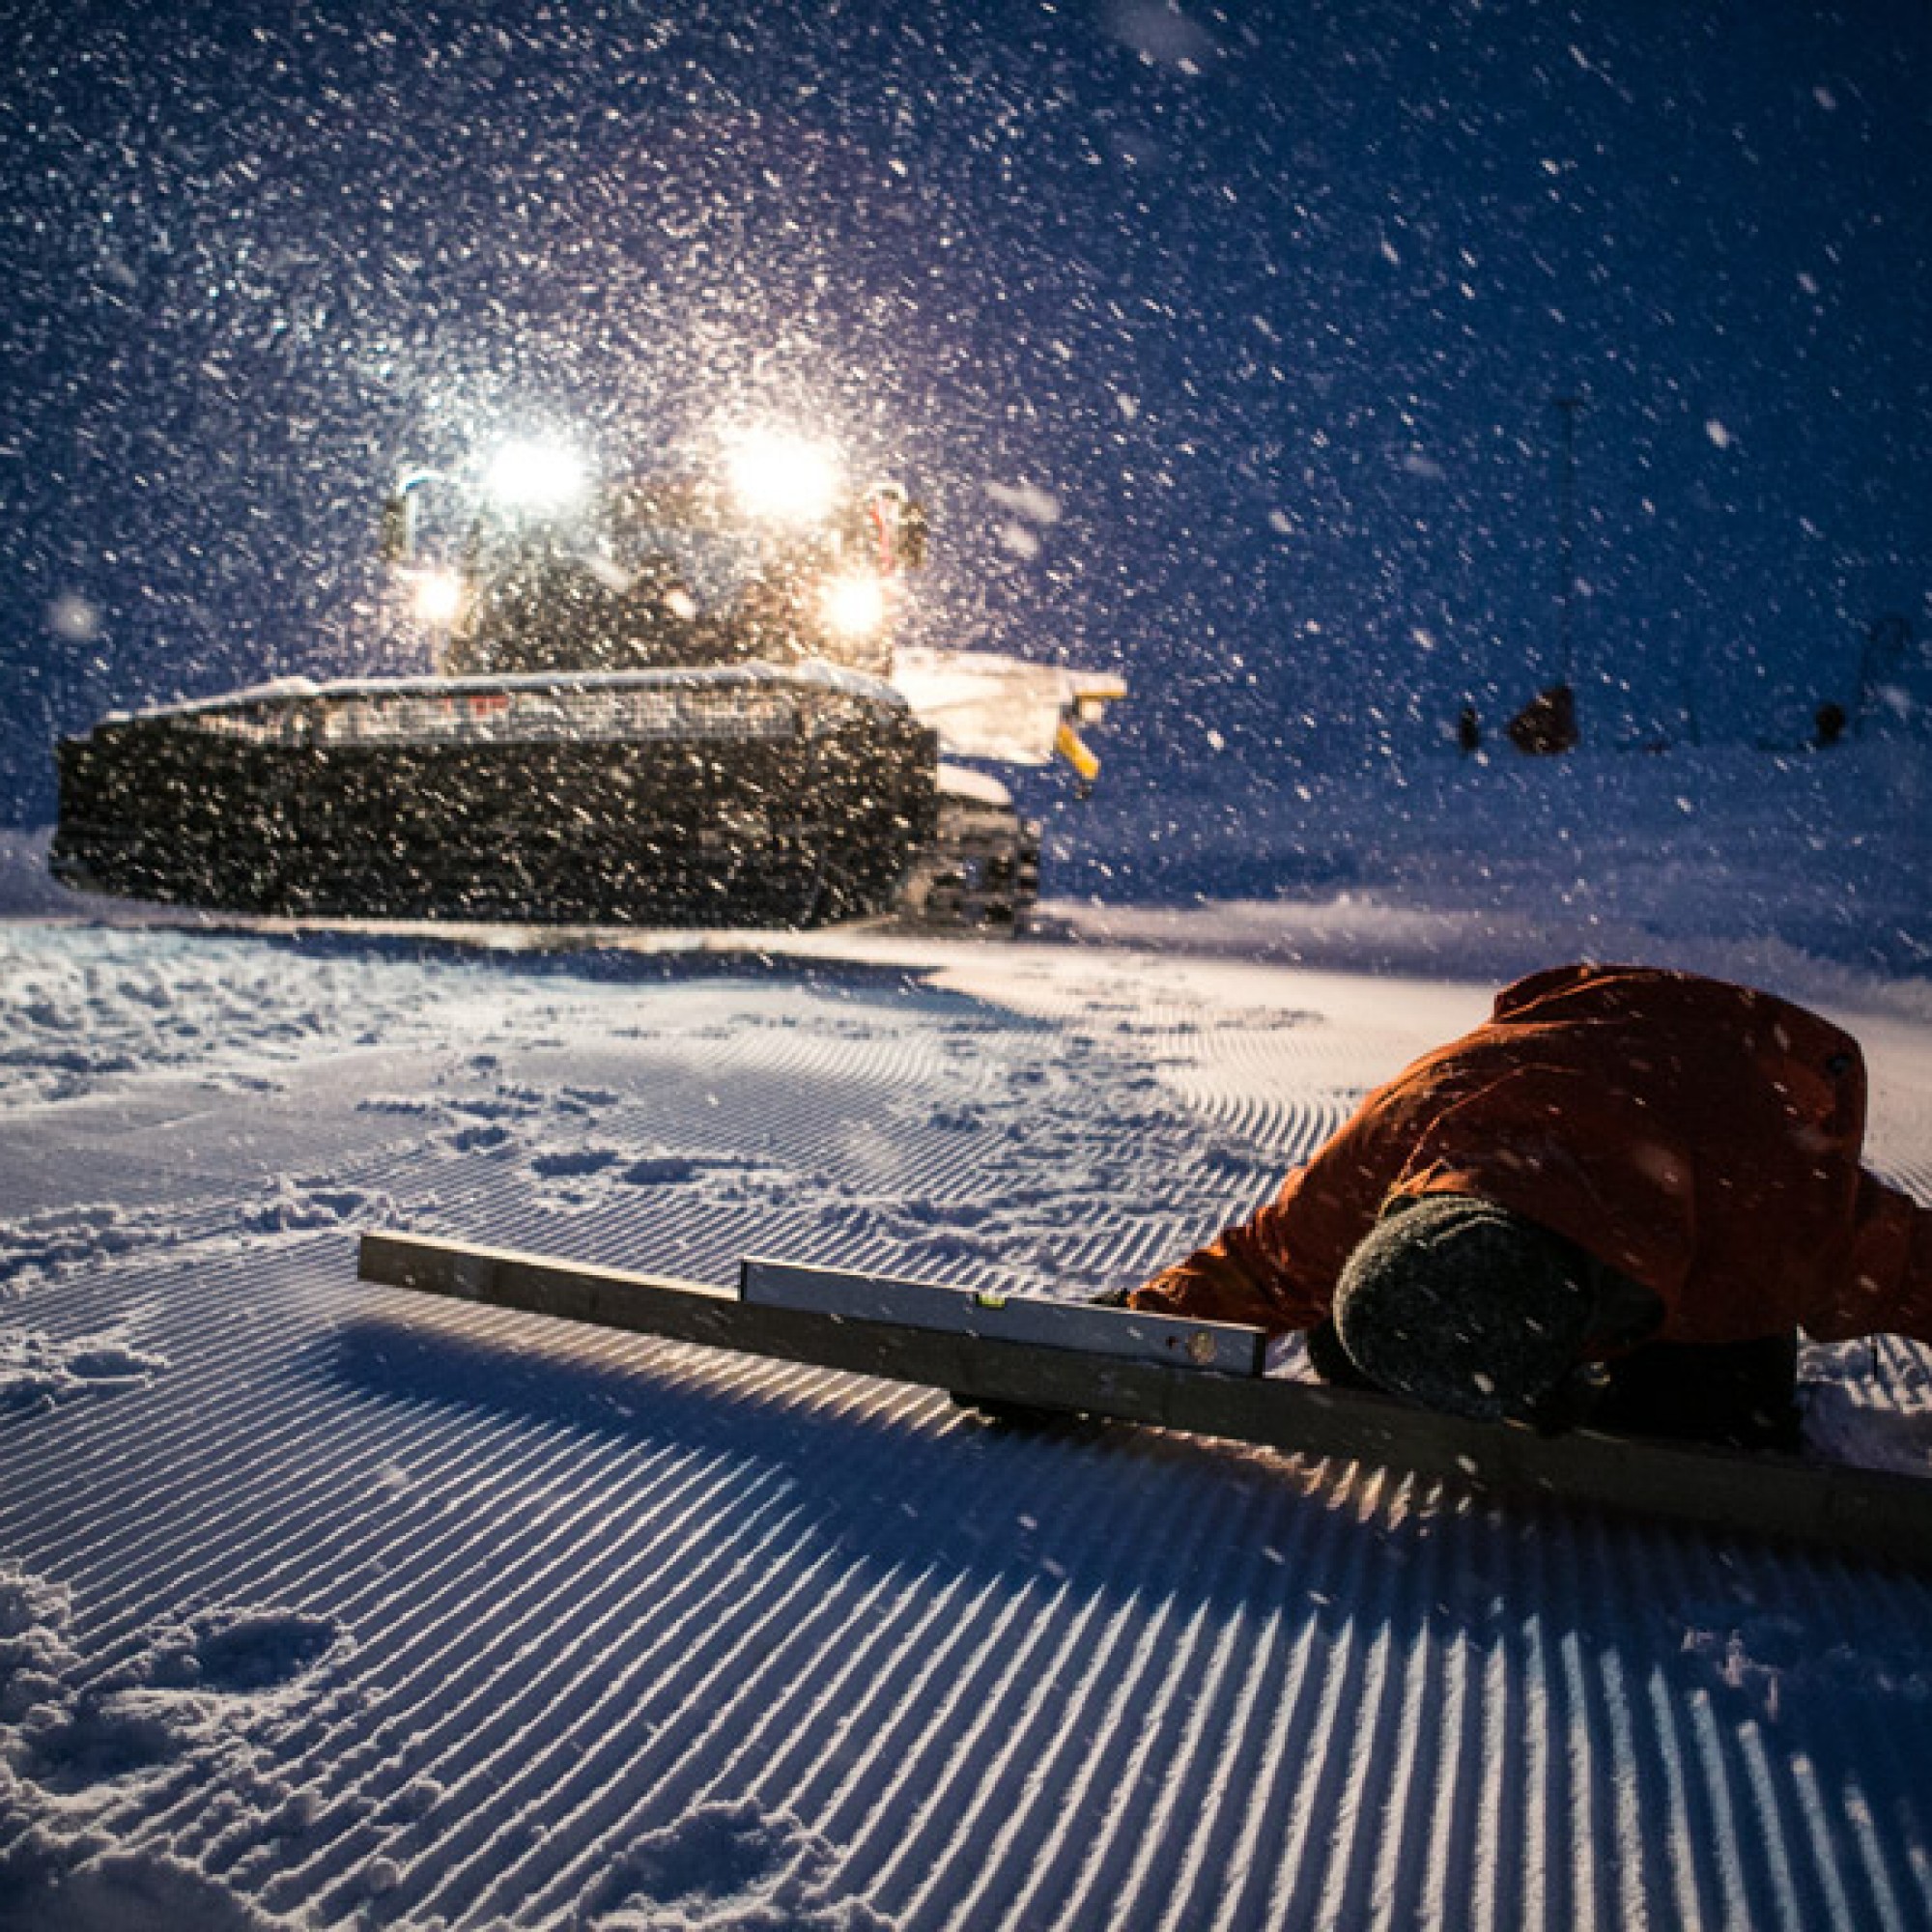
xmin=1 ymin=921 xmax=1929 ymax=1930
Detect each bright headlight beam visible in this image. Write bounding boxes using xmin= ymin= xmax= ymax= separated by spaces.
xmin=484 ymin=439 xmax=589 ymax=513
xmin=410 ymin=569 xmax=465 ymax=627
xmin=724 ymin=428 xmax=841 ymax=524
xmin=820 ymin=575 xmax=889 ymax=639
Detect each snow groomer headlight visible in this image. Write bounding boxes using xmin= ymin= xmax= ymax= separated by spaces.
xmin=482 ymin=438 xmax=591 ymax=516
xmin=724 ymin=426 xmax=842 ymax=525
xmin=818 ymin=574 xmax=890 ymax=639
xmin=409 ymin=567 xmax=466 ymax=627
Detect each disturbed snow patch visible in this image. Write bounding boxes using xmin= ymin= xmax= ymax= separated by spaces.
xmin=9 ymin=1598 xmax=348 ymax=1793
xmin=0 ymin=1183 xmax=395 ymax=1298
xmin=0 ymin=1326 xmax=167 ymax=1409
xmin=237 ymin=1176 xmax=400 ymax=1238
xmin=0 ymin=1564 xmax=80 ymax=1725
xmin=0 ymin=1204 xmax=145 ymax=1293
xmin=1676 ymin=1608 xmax=1932 ymax=1731
xmin=1800 ymin=1338 xmax=1932 ymax=1476
xmin=0 ymin=1582 xmax=348 ymax=1927
xmin=0 ymin=1840 xmax=291 ymax=1932
xmin=0 ymin=923 xmax=588 ymax=1112
xmin=585 ymin=1801 xmax=893 ymax=1931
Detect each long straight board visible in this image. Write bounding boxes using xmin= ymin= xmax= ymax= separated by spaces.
xmin=355 ymin=1230 xmax=1932 ymax=1572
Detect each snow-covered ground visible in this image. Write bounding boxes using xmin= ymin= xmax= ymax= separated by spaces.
xmin=1037 ymin=737 xmax=1932 ymax=1015
xmin=2 ymin=740 xmax=1930 ymax=1930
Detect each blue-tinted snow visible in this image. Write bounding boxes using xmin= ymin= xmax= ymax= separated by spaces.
xmin=0 ymin=729 xmax=1928 ymax=1926
xmin=2 ymin=0 xmax=1931 ymax=1918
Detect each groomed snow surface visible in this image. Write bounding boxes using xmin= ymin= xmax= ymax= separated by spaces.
xmin=2 ymin=742 xmax=1931 ymax=1931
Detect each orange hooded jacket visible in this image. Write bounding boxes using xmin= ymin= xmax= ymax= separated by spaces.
xmin=1133 ymin=964 xmax=1932 ymax=1351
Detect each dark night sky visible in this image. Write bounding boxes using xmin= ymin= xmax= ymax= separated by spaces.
xmin=2 ymin=0 xmax=1928 ymax=821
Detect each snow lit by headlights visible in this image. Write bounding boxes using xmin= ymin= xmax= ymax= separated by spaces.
xmin=409 ymin=570 xmax=465 ymax=627
xmin=483 ymin=440 xmax=590 ymax=514
xmin=819 ymin=575 xmax=888 ymax=638
xmin=46 ymin=594 xmax=103 ymax=642
xmin=723 ymin=428 xmax=841 ymax=524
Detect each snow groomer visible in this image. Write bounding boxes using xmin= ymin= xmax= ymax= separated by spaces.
xmin=1128 ymin=964 xmax=1932 ymax=1448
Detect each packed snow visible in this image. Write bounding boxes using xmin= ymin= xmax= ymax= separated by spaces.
xmin=2 ymin=740 xmax=1930 ymax=1930
xmin=7 ymin=0 xmax=1931 ymax=1919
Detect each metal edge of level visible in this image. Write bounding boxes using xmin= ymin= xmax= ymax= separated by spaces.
xmin=354 ymin=1230 xmax=1932 ymax=1572
xmin=739 ymin=1255 xmax=1267 ymax=1377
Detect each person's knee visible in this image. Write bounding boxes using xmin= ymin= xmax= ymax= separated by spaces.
xmin=1332 ymin=1195 xmax=1599 ymax=1423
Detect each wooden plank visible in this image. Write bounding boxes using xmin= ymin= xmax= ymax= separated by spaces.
xmin=355 ymin=1231 xmax=1932 ymax=1572
xmin=740 ymin=1258 xmax=1264 ymax=1376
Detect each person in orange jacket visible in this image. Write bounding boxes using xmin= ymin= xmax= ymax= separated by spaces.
xmin=1128 ymin=963 xmax=1932 ymax=1448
